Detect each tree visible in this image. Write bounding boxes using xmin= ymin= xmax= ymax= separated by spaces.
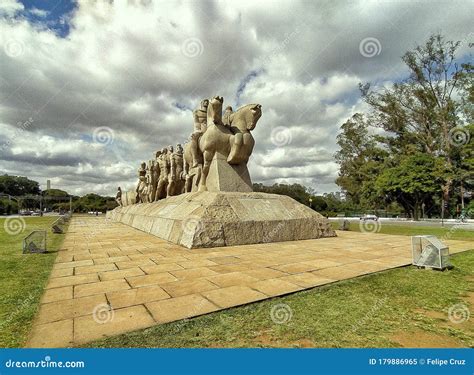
xmin=361 ymin=34 xmax=472 ymax=208
xmin=335 ymin=113 xmax=387 ymax=205
xmin=336 ymin=34 xmax=473 ymax=218
xmin=0 ymin=175 xmax=40 ymax=196
xmin=72 ymin=193 xmax=117 ymax=213
xmin=375 ymin=154 xmax=444 ymax=220
xmin=253 ymin=183 xmax=313 ymax=205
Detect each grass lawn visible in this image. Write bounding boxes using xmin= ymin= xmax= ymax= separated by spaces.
xmin=331 ymin=220 xmax=474 ymax=241
xmin=0 ymin=216 xmax=67 ymax=348
xmin=86 ymin=235 xmax=474 ymax=348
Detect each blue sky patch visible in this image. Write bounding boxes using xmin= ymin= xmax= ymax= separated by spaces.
xmin=18 ymin=0 xmax=77 ymax=37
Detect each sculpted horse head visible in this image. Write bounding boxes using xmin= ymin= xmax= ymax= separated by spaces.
xmin=225 ymin=103 xmax=262 ymax=165
xmin=228 ymin=103 xmax=262 ymax=132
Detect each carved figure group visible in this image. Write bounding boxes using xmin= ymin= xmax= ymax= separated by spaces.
xmin=118 ymin=95 xmax=262 ymax=205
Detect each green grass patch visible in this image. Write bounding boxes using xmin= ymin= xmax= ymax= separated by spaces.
xmin=331 ymin=221 xmax=474 ymax=241
xmin=0 ymin=216 xmax=67 ymax=348
xmin=87 ymin=250 xmax=474 ymax=348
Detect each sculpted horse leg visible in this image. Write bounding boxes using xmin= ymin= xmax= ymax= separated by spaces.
xmin=227 ymin=133 xmax=243 ymax=164
xmin=199 ymin=150 xmax=213 ymax=192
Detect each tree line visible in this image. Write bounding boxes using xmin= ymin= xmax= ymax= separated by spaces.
xmin=335 ymin=34 xmax=473 ymax=220
xmin=0 ymin=174 xmax=116 ymax=214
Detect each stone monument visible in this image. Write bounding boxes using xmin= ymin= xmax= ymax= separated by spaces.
xmin=107 ymin=96 xmax=336 ymax=248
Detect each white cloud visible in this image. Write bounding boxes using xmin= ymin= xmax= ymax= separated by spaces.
xmin=29 ymin=7 xmax=48 ymax=18
xmin=0 ymin=0 xmax=472 ymax=196
xmin=0 ymin=0 xmax=23 ymax=17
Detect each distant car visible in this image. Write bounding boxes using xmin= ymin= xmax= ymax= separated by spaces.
xmin=360 ymin=214 xmax=378 ymax=221
xmin=31 ymin=212 xmax=41 ymax=216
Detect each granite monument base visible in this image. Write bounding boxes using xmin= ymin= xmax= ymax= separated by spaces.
xmin=106 ymin=191 xmax=336 ymax=249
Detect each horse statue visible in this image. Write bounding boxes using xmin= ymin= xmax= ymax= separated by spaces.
xmin=184 ymin=96 xmax=262 ymax=192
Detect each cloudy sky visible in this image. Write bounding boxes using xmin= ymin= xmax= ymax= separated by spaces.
xmin=0 ymin=0 xmax=472 ymax=196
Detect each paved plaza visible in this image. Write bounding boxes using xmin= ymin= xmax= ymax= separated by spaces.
xmin=26 ymin=217 xmax=472 ymax=347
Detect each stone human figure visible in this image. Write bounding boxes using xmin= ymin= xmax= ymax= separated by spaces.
xmin=193 ymin=99 xmax=209 ymax=132
xmin=222 ymin=106 xmax=233 ymax=126
xmin=155 ymin=148 xmax=170 ymax=201
xmin=149 ymin=150 xmax=161 ymax=202
xmin=144 ymin=159 xmax=155 ymax=203
xmin=135 ymin=162 xmax=147 ymax=203
xmin=167 ymin=143 xmax=185 ymax=196
xmin=189 ymin=98 xmax=209 ymax=167
xmin=115 ymin=187 xmax=122 ymax=206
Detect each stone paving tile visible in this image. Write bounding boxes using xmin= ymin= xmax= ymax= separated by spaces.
xmin=206 ymin=272 xmax=259 ymax=288
xmin=249 ymin=278 xmax=303 ymax=296
xmin=208 ymin=256 xmax=242 ymax=264
xmin=74 ymin=305 xmax=155 ymax=344
xmin=50 ymin=268 xmax=74 ymax=278
xmin=312 ymin=267 xmax=368 ymax=280
xmin=301 ymin=259 xmax=344 ymax=269
xmin=115 ymin=259 xmax=156 ymax=269
xmin=178 ymin=259 xmax=219 ymax=269
xmin=152 ymin=255 xmax=189 ymax=263
xmin=207 ymin=263 xmax=254 ymax=274
xmin=54 ymin=259 xmax=94 ymax=270
xmin=271 ymin=262 xmax=319 ymax=274
xmin=99 ymin=267 xmax=145 ymax=281
xmin=40 ymin=286 xmax=73 ymax=304
xmin=93 ymin=255 xmax=130 ymax=265
xmin=107 ymin=285 xmax=170 ymax=309
xmin=279 ymin=272 xmax=336 ymax=288
xmin=47 ymin=274 xmax=99 ymax=289
xmin=202 ymin=286 xmax=267 ymax=308
xmin=242 ymin=267 xmax=288 ymax=280
xmin=74 ymin=279 xmax=130 ymax=298
xmin=126 ymin=272 xmax=177 ymax=288
xmin=74 ymin=253 xmax=107 ymax=261
xmin=56 ymin=254 xmax=74 ymax=263
xmin=26 ymin=319 xmax=74 ymax=348
xmin=170 ymin=267 xmax=219 ymax=280
xmin=36 ymin=294 xmax=106 ymax=324
xmin=146 ymin=294 xmax=219 ymax=323
xmin=74 ymin=263 xmax=118 ymax=275
xmin=27 ymin=217 xmax=473 ymax=347
xmin=161 ymin=278 xmax=219 ymax=297
xmin=141 ymin=263 xmax=184 ymax=274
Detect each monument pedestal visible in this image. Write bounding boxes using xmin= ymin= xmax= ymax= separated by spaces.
xmin=106 ymin=191 xmax=336 ymax=249
xmin=206 ymin=153 xmax=252 ymax=192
